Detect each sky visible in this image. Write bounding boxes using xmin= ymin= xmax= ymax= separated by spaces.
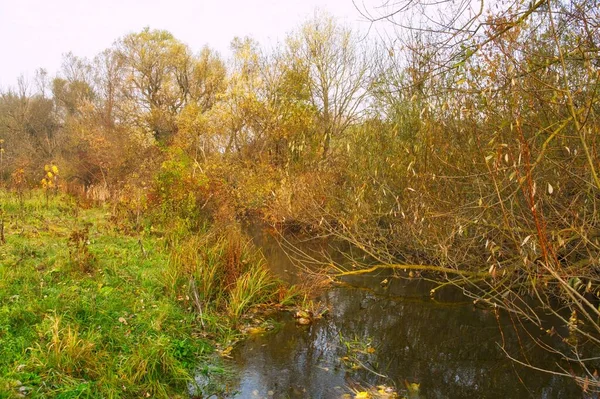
xmin=0 ymin=0 xmax=373 ymax=90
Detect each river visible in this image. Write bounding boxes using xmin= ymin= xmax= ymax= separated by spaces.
xmin=228 ymin=227 xmax=583 ymax=398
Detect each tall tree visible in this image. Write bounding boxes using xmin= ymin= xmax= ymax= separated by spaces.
xmin=115 ymin=28 xmax=192 ymax=143
xmin=284 ymin=14 xmax=372 ymax=160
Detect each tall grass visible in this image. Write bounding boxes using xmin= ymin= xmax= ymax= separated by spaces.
xmin=165 ymin=223 xmax=282 ymax=324
xmin=30 ymin=315 xmax=103 ymax=379
xmin=0 ymin=190 xmax=286 ymax=398
xmin=228 ymin=262 xmax=277 ymax=321
xmin=122 ymin=335 xmax=190 ymax=397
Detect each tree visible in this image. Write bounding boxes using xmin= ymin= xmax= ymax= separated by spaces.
xmin=0 ymin=77 xmax=59 ymax=181
xmin=115 ymin=28 xmax=193 ymax=143
xmin=333 ymin=0 xmax=600 ymax=391
xmin=174 ymin=47 xmax=227 ymax=162
xmin=283 ymin=14 xmax=372 ymax=161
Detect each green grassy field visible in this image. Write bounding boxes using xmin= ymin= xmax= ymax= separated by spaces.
xmin=0 ymin=190 xmax=287 ymax=398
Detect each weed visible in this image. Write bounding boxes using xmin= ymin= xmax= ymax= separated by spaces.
xmin=30 ymin=315 xmax=102 ymax=379
xmin=228 ymin=262 xmax=278 ymax=321
xmin=122 ymin=335 xmax=190 ymax=397
xmin=0 ymin=209 xmax=5 ymax=245
xmin=67 ymin=225 xmax=96 ymax=273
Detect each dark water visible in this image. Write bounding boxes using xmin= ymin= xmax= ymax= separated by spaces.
xmin=228 ymin=228 xmax=582 ymax=398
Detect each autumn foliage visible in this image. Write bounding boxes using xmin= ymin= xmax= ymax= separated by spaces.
xmin=1 ymin=3 xmax=600 ymax=390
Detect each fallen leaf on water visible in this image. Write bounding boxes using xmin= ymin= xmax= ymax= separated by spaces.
xmin=220 ymin=346 xmax=234 ymax=357
xmin=247 ymin=327 xmax=266 ymax=334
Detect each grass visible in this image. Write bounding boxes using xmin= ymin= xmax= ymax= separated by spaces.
xmin=228 ymin=263 xmax=277 ymax=322
xmin=0 ymin=189 xmax=286 ymax=398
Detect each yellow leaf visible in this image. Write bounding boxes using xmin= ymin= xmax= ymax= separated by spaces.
xmin=355 ymin=392 xmax=370 ymax=399
xmin=220 ymin=346 xmax=234 ymax=357
xmin=247 ymin=327 xmax=265 ymax=334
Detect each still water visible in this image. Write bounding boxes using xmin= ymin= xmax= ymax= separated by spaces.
xmin=228 ymin=228 xmax=582 ymax=398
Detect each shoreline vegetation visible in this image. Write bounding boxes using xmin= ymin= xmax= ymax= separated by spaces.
xmin=1 ymin=0 xmax=600 ymax=395
xmin=0 ymin=190 xmax=294 ymax=397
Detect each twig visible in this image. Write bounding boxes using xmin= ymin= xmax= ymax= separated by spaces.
xmin=189 ymin=277 xmax=206 ymax=329
xmin=334 ymin=263 xmax=488 ymax=278
xmin=137 ymin=238 xmax=147 ymax=258
xmin=0 ymin=216 xmax=5 ymax=245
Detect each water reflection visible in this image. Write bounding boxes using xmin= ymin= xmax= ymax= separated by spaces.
xmin=230 ymin=229 xmax=581 ymax=398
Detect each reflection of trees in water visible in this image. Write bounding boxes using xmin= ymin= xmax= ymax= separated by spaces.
xmin=233 ymin=313 xmax=347 ymax=398
xmin=328 ymin=287 xmax=580 ymax=398
xmin=236 ymin=230 xmax=580 ymax=397
xmin=233 ymin=284 xmax=580 ymax=398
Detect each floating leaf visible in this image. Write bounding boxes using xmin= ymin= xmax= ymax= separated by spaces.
xmin=247 ymin=327 xmax=265 ymax=334
xmin=220 ymin=346 xmax=233 ymax=357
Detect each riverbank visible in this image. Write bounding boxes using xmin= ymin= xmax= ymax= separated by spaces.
xmin=0 ymin=190 xmax=290 ymax=398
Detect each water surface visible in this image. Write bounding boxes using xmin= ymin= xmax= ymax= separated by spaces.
xmin=229 ymin=228 xmax=582 ymax=398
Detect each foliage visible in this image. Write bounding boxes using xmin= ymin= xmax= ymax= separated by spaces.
xmin=67 ymin=224 xmax=97 ymax=273
xmin=165 ymin=222 xmax=282 ymax=327
xmin=150 ymin=148 xmax=209 ymax=225
xmin=1 ymin=5 xmax=599 ymax=392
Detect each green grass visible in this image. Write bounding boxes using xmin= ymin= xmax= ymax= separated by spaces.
xmin=0 ymin=190 xmax=285 ymax=398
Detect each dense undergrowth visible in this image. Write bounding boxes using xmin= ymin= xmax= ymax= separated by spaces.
xmin=0 ymin=190 xmax=291 ymax=398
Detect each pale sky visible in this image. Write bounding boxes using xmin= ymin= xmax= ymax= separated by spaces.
xmin=0 ymin=0 xmax=373 ymax=90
